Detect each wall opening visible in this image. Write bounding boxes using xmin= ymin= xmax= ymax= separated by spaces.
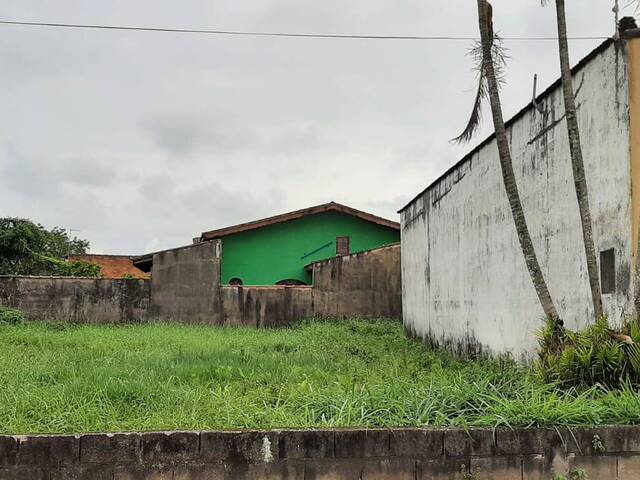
xmin=275 ymin=279 xmax=308 ymax=286
xmin=600 ymin=249 xmax=616 ymax=294
xmin=229 ymin=277 xmax=243 ymax=286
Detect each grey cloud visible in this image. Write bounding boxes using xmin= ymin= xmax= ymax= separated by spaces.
xmin=0 ymin=0 xmax=621 ymax=253
xmin=179 ymin=182 xmax=286 ymax=230
xmin=0 ymin=147 xmax=118 ymax=196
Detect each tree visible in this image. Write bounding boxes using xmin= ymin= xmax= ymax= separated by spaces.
xmin=544 ymin=0 xmax=604 ymax=320
xmin=0 ymin=218 xmax=48 ymax=275
xmin=0 ymin=218 xmax=98 ymax=277
xmin=455 ymin=1 xmax=561 ymax=324
xmin=42 ymin=227 xmax=90 ymax=259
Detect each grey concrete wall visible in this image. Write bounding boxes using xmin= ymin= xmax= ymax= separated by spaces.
xmin=0 ymin=242 xmax=401 ymax=325
xmin=149 ymin=241 xmax=221 ymax=323
xmin=312 ymin=244 xmax=401 ymax=319
xmin=0 ymin=276 xmax=149 ymax=323
xmin=219 ymin=286 xmax=313 ymax=327
xmin=0 ymin=426 xmax=638 ymax=479
xmin=401 ymin=40 xmax=634 ymax=360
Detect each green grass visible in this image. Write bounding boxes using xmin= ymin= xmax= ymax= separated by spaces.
xmin=0 ymin=318 xmax=639 ymax=434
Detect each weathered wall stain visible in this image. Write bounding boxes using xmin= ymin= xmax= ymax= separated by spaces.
xmin=400 ymin=39 xmax=636 ymax=360
xmin=0 ymin=426 xmax=637 ymax=480
xmin=0 ymin=244 xmax=401 ymax=326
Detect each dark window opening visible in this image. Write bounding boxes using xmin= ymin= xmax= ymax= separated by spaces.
xmin=600 ymin=249 xmax=616 ymax=294
xmin=336 ymin=236 xmax=350 ymax=256
xmin=229 ymin=277 xmax=243 ymax=286
xmin=275 ymin=279 xmax=308 ymax=286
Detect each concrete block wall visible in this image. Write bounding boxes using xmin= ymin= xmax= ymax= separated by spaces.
xmin=218 ymin=286 xmax=314 ymax=327
xmin=312 ymin=244 xmax=401 ymax=319
xmin=1 ymin=427 xmax=639 ymax=479
xmin=0 ymin=243 xmax=402 ymax=326
xmin=149 ymin=242 xmax=221 ymax=324
xmin=0 ymin=276 xmax=149 ymax=324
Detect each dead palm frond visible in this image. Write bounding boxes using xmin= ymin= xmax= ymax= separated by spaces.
xmin=451 ymin=36 xmax=508 ymax=144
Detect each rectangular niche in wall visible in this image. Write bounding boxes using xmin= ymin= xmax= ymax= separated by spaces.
xmin=600 ymin=248 xmax=616 ymax=294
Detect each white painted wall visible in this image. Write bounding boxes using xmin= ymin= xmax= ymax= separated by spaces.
xmin=401 ymin=41 xmax=633 ymax=360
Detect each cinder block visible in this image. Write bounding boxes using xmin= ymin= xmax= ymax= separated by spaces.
xmin=114 ymin=464 xmax=173 ymax=480
xmin=226 ymin=461 xmax=305 ymax=480
xmin=0 ymin=466 xmax=49 ymax=480
xmin=471 ymin=456 xmax=522 ymax=480
xmin=0 ymin=438 xmax=17 ymax=466
xmin=361 ymin=458 xmax=416 ymax=479
xmin=173 ymin=464 xmax=227 ymax=480
xmin=497 ymin=428 xmax=566 ymax=456
xmin=304 ymin=459 xmax=364 ymax=480
xmin=567 ymin=426 xmax=640 ymax=454
xmin=279 ymin=430 xmax=335 ymax=459
xmin=334 ymin=429 xmax=390 ymax=458
xmin=444 ymin=429 xmax=495 ymax=457
xmin=16 ymin=435 xmax=79 ymax=466
xmin=522 ymin=448 xmax=577 ymax=480
xmin=50 ymin=463 xmax=115 ymax=480
xmin=568 ymin=454 xmax=617 ymax=479
xmin=417 ymin=458 xmax=469 ymax=480
xmin=390 ymin=429 xmax=443 ymax=458
xmin=201 ymin=431 xmax=280 ymax=463
xmin=619 ymin=454 xmax=640 ymax=480
xmin=141 ymin=431 xmax=199 ymax=464
xmin=80 ymin=433 xmax=141 ymax=463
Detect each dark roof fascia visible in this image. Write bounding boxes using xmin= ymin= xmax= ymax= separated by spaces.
xmin=398 ymin=37 xmax=616 ymax=214
xmin=200 ymin=201 xmax=400 ymax=241
xmin=131 ymin=242 xmax=209 ymax=264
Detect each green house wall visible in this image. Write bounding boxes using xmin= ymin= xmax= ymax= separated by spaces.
xmin=220 ymin=211 xmax=400 ymax=286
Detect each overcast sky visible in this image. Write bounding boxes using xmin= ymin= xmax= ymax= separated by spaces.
xmin=0 ymin=0 xmax=626 ymax=254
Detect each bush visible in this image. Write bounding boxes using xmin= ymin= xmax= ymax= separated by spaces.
xmin=0 ymin=306 xmax=25 ymax=325
xmin=536 ymin=316 xmax=640 ymax=388
xmin=42 ymin=256 xmax=102 ymax=278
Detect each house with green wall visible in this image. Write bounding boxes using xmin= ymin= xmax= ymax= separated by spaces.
xmin=198 ymin=202 xmax=400 ymax=286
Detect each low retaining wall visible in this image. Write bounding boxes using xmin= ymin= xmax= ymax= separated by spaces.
xmin=0 ymin=276 xmax=149 ymax=323
xmin=312 ymin=243 xmax=401 ymax=319
xmin=0 ymin=426 xmax=638 ymax=479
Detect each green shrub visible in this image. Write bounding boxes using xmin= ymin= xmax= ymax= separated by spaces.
xmin=0 ymin=306 xmax=25 ymax=325
xmin=40 ymin=255 xmax=102 ymax=278
xmin=536 ymin=316 xmax=640 ymax=388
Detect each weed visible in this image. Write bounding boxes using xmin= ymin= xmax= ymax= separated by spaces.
xmin=555 ymin=468 xmax=589 ymax=480
xmin=1 ymin=319 xmax=640 ymax=434
xmin=0 ymin=306 xmax=24 ymax=325
xmin=536 ymin=316 xmax=640 ymax=388
xmin=591 ymin=434 xmax=605 ymax=453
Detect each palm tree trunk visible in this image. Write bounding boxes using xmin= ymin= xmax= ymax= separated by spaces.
xmin=477 ymin=0 xmax=560 ymax=323
xmin=554 ymin=0 xmax=604 ymax=320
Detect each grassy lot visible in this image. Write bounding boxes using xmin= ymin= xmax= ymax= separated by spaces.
xmin=0 ymin=318 xmax=639 ymax=434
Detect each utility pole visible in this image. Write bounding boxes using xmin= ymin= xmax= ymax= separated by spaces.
xmin=67 ymin=228 xmax=80 ymax=260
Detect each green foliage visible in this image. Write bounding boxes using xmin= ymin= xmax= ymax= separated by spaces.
xmin=0 ymin=307 xmax=25 ymax=325
xmin=45 ymin=257 xmax=102 ymax=278
xmin=536 ymin=316 xmax=640 ymax=388
xmin=555 ymin=468 xmax=589 ymax=480
xmin=1 ymin=318 xmax=640 ymax=434
xmin=0 ymin=218 xmax=93 ymax=276
xmin=0 ymin=218 xmax=47 ymax=275
xmin=460 ymin=464 xmax=480 ymax=480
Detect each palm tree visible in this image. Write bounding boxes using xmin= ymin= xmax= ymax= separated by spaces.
xmin=544 ymin=0 xmax=604 ymax=320
xmin=461 ymin=0 xmax=561 ymax=324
